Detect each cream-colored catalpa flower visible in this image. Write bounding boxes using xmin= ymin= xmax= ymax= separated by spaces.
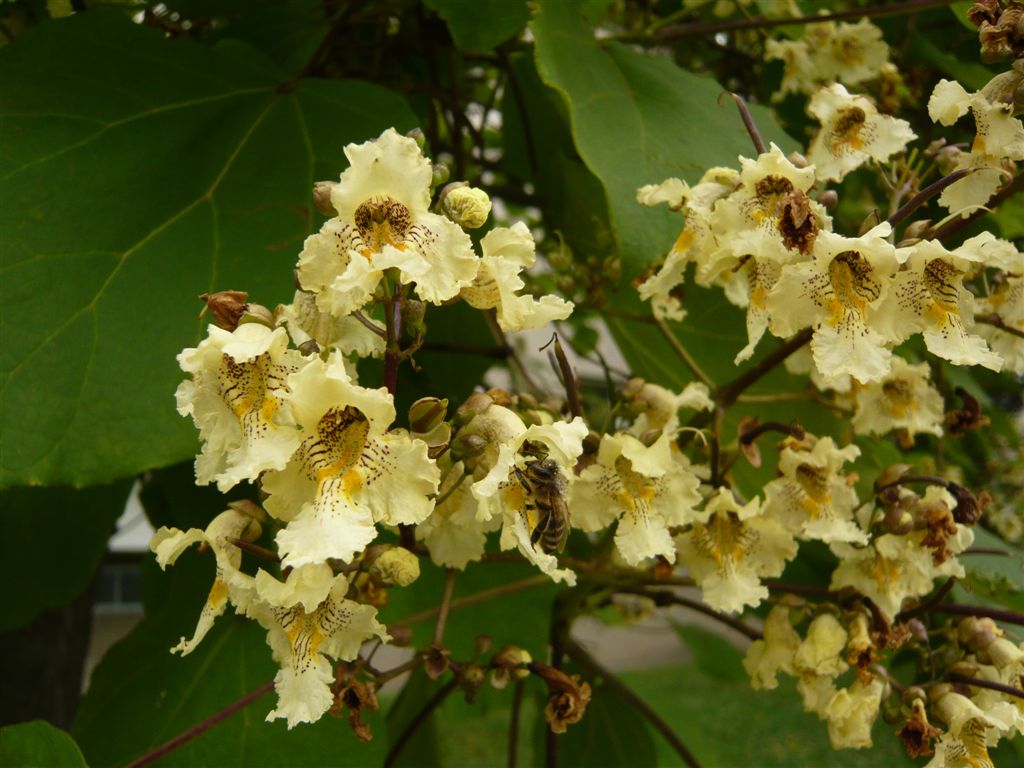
xmin=176 ymin=323 xmax=303 ymax=491
xmin=460 ymin=222 xmax=573 ymax=332
xmin=743 ymin=605 xmax=800 ymax=690
xmin=262 ymin=355 xmax=439 ymax=568
xmin=766 ymin=223 xmax=898 ymax=384
xmin=876 ymin=240 xmax=1003 ymax=370
xmin=928 ymin=79 xmax=1024 ymax=215
xmin=927 ymin=690 xmax=1019 ymax=768
xmin=762 ymin=436 xmax=866 ymax=545
xmin=825 ymin=677 xmax=885 ymax=750
xmin=150 ymin=508 xmax=258 ymax=655
xmin=710 ymin=143 xmax=826 ymax=266
xmin=830 ymin=508 xmax=974 ymax=619
xmin=623 ymin=378 xmax=714 ymax=438
xmin=636 ymin=168 xmax=740 ymax=319
xmin=675 ymin=488 xmax=798 ymax=613
xmin=975 ymin=276 xmax=1024 ymax=375
xmin=807 ymin=84 xmax=915 ymax=182
xmin=471 ymin=418 xmax=588 ymax=585
xmin=249 ymin=564 xmax=389 ymax=729
xmin=793 ymin=613 xmax=849 ymax=716
xmin=278 ymin=290 xmax=384 ymax=359
xmin=571 ymin=433 xmax=701 ymax=566
xmin=851 ymin=356 xmax=944 ymax=439
xmin=297 ymin=128 xmax=478 ymax=317
xmin=416 ymin=457 xmax=500 ymax=569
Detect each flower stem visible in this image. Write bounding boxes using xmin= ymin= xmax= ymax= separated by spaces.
xmin=946 ymin=673 xmax=1024 ymax=701
xmin=565 ymin=638 xmax=702 ymax=768
xmin=624 ymin=587 xmax=763 ymax=641
xmin=433 ymin=569 xmax=458 ymax=646
xmin=728 ymin=93 xmax=765 ymax=155
xmin=887 ymin=169 xmax=971 ymax=228
xmin=653 ymin=316 xmax=714 ymax=388
xmin=124 ymin=681 xmax=274 ymax=768
xmin=507 ymin=679 xmax=525 ymax=768
xmin=975 ymin=314 xmax=1024 ymax=340
xmin=931 ymin=603 xmax=1024 ymax=628
xmin=389 ymin=575 xmax=551 ymax=630
xmin=714 ymin=328 xmax=813 ymax=408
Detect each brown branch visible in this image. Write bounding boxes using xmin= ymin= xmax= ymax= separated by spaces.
xmin=714 ymin=329 xmax=813 ymax=408
xmin=930 ymin=172 xmax=1024 ymax=241
xmin=931 ymin=603 xmax=1024 ymax=627
xmin=975 ymin=314 xmax=1024 ymax=340
xmin=433 ymin=569 xmax=458 ymax=646
xmin=729 ymin=93 xmax=765 ymax=155
xmin=373 ymin=656 xmax=425 ymax=685
xmin=383 ymin=678 xmax=458 ymax=768
xmin=125 ymin=681 xmax=274 ymax=768
xmin=947 ymin=673 xmax=1024 ymax=701
xmin=651 ymin=0 xmax=955 ymax=41
xmin=565 ymin=639 xmax=702 ymax=768
xmin=896 ymin=577 xmax=957 ymax=622
xmin=887 ymin=169 xmax=971 ymax=228
xmin=352 ymin=309 xmax=387 ymax=338
xmin=626 ymin=588 xmax=763 ymax=641
xmin=654 ymin=316 xmax=714 ymax=388
xmin=389 ymin=575 xmax=551 ymax=630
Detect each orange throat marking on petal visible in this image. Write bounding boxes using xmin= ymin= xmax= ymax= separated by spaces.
xmin=672 ymin=229 xmax=695 ymax=257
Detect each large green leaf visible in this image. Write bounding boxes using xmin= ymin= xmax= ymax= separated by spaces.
xmin=557 ymin=681 xmax=658 ymax=768
xmin=0 ymin=9 xmax=417 ymax=489
xmin=0 ymin=480 xmax=131 ymax=631
xmin=423 ymin=0 xmax=529 ymax=53
xmin=0 ymin=721 xmax=88 ymax=768
xmin=531 ymin=0 xmax=797 ymax=280
xmin=960 ymin=526 xmax=1024 ymax=612
xmin=72 ymin=552 xmax=387 ymax=767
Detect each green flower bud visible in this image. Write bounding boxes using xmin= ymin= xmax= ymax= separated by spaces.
xmin=440 ymin=184 xmax=492 ymax=229
xmin=370 ymin=546 xmax=421 ymax=587
xmin=409 ymin=397 xmax=449 ymax=434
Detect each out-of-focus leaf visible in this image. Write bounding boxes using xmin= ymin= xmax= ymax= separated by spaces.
xmin=961 ymin=526 xmax=1024 ymax=611
xmin=72 ymin=550 xmax=387 ymax=767
xmin=531 ymin=0 xmax=797 ymax=280
xmin=379 ymin=556 xmax=558 ymax=662
xmin=0 ymin=721 xmax=88 ymax=768
xmin=423 ymin=0 xmax=529 ymax=53
xmin=906 ymin=30 xmax=994 ymax=90
xmin=385 ymin=668 xmax=442 ymax=768
xmin=0 ymin=8 xmax=417 ymax=489
xmin=0 ymin=480 xmax=131 ymax=631
xmin=673 ymin=624 xmax=746 ymax=682
xmin=557 ymin=682 xmax=658 ymax=768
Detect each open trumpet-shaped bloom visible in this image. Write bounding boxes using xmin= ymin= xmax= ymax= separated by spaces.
xmin=460 ymin=222 xmax=573 ymax=332
xmin=262 ymin=356 xmax=439 ymax=568
xmin=675 ymin=488 xmax=798 ymax=613
xmin=471 ymin=419 xmax=587 ymax=585
xmin=762 ymin=436 xmax=866 ymax=545
xmin=767 ymin=223 xmax=898 ymax=384
xmin=851 ymin=357 xmax=944 ymax=439
xmin=176 ymin=324 xmax=302 ymax=491
xmin=297 ymin=129 xmax=478 ymax=317
xmin=250 ymin=564 xmax=389 ymax=728
xmin=571 ymin=433 xmax=701 ymax=566
xmin=807 ymin=84 xmax=915 ymax=182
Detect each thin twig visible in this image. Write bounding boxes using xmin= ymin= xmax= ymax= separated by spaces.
xmin=932 ymin=603 xmax=1024 ymax=627
xmin=228 ymin=537 xmax=280 ymax=563
xmin=930 ymin=173 xmax=1024 ymax=241
xmin=729 ymin=93 xmax=765 ymax=155
xmin=651 ymin=0 xmax=954 ymax=41
xmin=896 ymin=577 xmax=957 ymax=622
xmin=653 ymin=316 xmax=713 ymax=387
xmin=125 ymin=681 xmax=274 ymax=768
xmin=389 ymin=575 xmax=551 ymax=630
xmin=433 ymin=570 xmax=458 ymax=646
xmin=383 ymin=679 xmax=458 ymax=768
xmin=715 ymin=329 xmax=813 ymax=408
xmin=566 ymin=639 xmax=702 ymax=768
xmin=626 ymin=587 xmax=763 ymax=640
xmin=887 ymin=169 xmax=971 ymax=228
xmin=545 ymin=334 xmax=583 ymax=419
xmin=975 ymin=314 xmax=1024 ymax=340
xmin=352 ymin=309 xmax=387 ymax=338
xmin=947 ymin=673 xmax=1024 ymax=701
xmin=507 ymin=679 xmax=525 ymax=768
xmin=374 ymin=656 xmax=425 ymax=685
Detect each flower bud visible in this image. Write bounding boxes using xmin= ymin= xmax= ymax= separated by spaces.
xmin=787 ymin=151 xmax=809 ymax=168
xmin=406 ymin=127 xmax=426 ymax=149
xmin=238 ymin=302 xmax=275 ymax=329
xmin=440 ymin=183 xmax=492 ymax=229
xmin=227 ymin=498 xmax=268 ymax=524
xmin=490 ymin=645 xmax=532 ymax=689
xmin=401 ymin=299 xmax=426 ymax=338
xmin=458 ymin=663 xmax=487 ymax=702
xmin=388 ymin=625 xmax=414 ymax=647
xmin=199 ymin=290 xmax=249 ymax=331
xmin=816 ymin=190 xmax=838 ymax=210
xmin=423 ymin=644 xmax=450 ymax=680
xmin=431 ymin=163 xmax=450 ymax=189
xmin=370 ymin=546 xmax=421 ymax=587
xmin=474 ymin=634 xmax=493 ymax=656
xmin=410 ymin=398 xmax=449 ymax=434
xmin=312 ymin=181 xmax=337 ymax=216
xmin=455 ymin=392 xmax=494 ymax=424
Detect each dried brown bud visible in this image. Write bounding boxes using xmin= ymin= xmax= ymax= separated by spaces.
xmin=199 ymin=290 xmax=249 ymax=331
xmin=312 ymin=181 xmax=337 ymax=216
xmin=816 ymin=189 xmax=839 ymax=210
xmin=948 ymin=483 xmax=981 ymax=525
xmin=423 ymin=644 xmax=450 ymax=680
xmin=967 ymin=0 xmax=1000 ymax=28
xmin=874 ymin=464 xmax=913 ymax=493
xmin=738 ymin=416 xmax=762 ymax=468
xmin=332 ymin=666 xmax=379 ymax=743
xmin=946 ymin=387 xmax=990 ymax=437
xmin=474 ymin=635 xmax=493 ymax=656
xmin=532 ymin=663 xmax=592 ymax=734
xmin=388 ymin=625 xmax=414 ymax=647
xmin=897 ymin=698 xmax=941 ymax=758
